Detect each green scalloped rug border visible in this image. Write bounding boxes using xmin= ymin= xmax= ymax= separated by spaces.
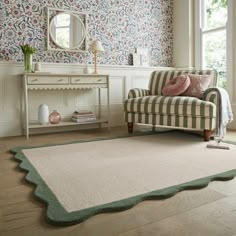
xmin=11 ymin=132 xmax=236 ymax=226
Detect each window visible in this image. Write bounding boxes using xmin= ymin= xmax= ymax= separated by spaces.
xmin=200 ymin=0 xmax=228 ymax=88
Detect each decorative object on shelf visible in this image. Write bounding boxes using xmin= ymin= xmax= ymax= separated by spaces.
xmin=132 ymin=48 xmax=150 ymax=67
xmin=128 ymin=48 xmax=135 ymax=66
xmin=34 ymin=62 xmax=42 ymax=72
xmin=38 ymin=104 xmax=49 ymax=125
xmin=49 ymin=110 xmax=61 ymax=124
xmin=89 ymin=40 xmax=105 ymax=74
xmin=136 ymin=48 xmax=150 ymax=67
xmin=20 ymin=43 xmax=37 ymax=73
xmin=72 ymin=111 xmax=96 ymax=123
xmin=132 ymin=53 xmax=141 ymax=66
xmin=83 ymin=52 xmax=92 ymax=74
xmin=24 ymin=53 xmax=33 ymax=72
xmin=83 ymin=65 xmax=92 ymax=74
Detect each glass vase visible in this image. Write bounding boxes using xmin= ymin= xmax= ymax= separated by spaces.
xmin=24 ymin=53 xmax=33 ymax=73
xmin=49 ymin=110 xmax=61 ymax=124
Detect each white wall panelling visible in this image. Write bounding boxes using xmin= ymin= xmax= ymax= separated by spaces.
xmin=0 ymin=65 xmax=22 ymax=136
xmin=108 ymin=76 xmax=126 ymax=126
xmin=130 ymin=76 xmax=150 ymax=90
xmin=0 ymin=62 xmax=172 ymax=137
xmin=0 ymin=72 xmax=6 ymax=111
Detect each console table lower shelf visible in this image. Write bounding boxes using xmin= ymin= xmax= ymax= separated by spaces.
xmin=27 ymin=119 xmax=109 ymax=129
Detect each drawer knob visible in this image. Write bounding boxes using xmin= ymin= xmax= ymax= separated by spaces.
xmin=97 ymin=79 xmax=102 ymax=82
xmin=57 ymin=79 xmax=64 ymax=82
xmin=31 ymin=79 xmax=38 ymax=82
xmin=75 ymin=79 xmax=80 ymax=82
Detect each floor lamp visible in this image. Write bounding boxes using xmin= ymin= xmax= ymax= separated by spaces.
xmin=89 ymin=40 xmax=104 ymax=74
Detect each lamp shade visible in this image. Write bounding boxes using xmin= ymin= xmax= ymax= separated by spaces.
xmin=89 ymin=40 xmax=105 ymax=52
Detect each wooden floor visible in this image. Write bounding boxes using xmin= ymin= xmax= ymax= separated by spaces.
xmin=1 ymin=126 xmax=236 ymax=236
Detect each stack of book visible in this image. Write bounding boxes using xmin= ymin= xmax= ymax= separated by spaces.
xmin=71 ymin=111 xmax=96 ymax=123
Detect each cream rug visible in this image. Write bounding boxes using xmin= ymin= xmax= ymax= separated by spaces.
xmin=11 ymin=132 xmax=236 ymax=225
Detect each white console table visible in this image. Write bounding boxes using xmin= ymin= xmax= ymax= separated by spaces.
xmin=21 ymin=73 xmax=110 ymax=139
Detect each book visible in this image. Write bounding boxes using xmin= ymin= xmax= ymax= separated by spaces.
xmin=72 ymin=114 xmax=96 ymax=119
xmin=72 ymin=111 xmax=93 ymax=116
xmin=72 ymin=111 xmax=95 ymax=117
xmin=72 ymin=110 xmax=96 ymax=123
xmin=73 ymin=110 xmax=93 ymax=115
xmin=71 ymin=117 xmax=97 ymax=123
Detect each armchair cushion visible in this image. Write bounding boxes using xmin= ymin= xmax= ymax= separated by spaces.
xmin=124 ymin=95 xmax=216 ymax=117
xmin=149 ymin=70 xmax=217 ymax=96
xmin=181 ymin=74 xmax=212 ymax=98
xmin=162 ymin=74 xmax=190 ymax=96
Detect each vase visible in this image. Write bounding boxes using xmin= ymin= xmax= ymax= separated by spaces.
xmin=83 ymin=66 xmax=92 ymax=74
xmin=49 ymin=110 xmax=61 ymax=124
xmin=24 ymin=53 xmax=33 ymax=73
xmin=38 ymin=104 xmax=49 ymax=125
xmin=34 ymin=62 xmax=41 ymax=72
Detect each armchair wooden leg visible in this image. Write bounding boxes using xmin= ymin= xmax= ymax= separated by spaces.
xmin=128 ymin=122 xmax=133 ymax=133
xmin=204 ymin=129 xmax=211 ymax=141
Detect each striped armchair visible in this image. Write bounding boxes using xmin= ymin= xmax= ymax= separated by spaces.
xmin=124 ymin=70 xmax=219 ymax=141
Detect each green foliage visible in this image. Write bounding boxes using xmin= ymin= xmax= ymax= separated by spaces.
xmin=207 ymin=0 xmax=227 ymax=14
xmin=20 ymin=44 xmax=37 ymax=54
xmin=212 ymin=0 xmax=227 ymax=7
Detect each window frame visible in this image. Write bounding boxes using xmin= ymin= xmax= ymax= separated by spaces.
xmin=194 ymin=0 xmax=233 ymax=97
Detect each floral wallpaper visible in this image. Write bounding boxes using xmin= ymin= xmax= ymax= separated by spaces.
xmin=0 ymin=0 xmax=173 ymax=66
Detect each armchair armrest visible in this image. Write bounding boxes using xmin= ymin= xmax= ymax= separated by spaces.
xmin=202 ymin=87 xmax=223 ymax=134
xmin=203 ymin=87 xmax=220 ymax=105
xmin=203 ymin=87 xmax=233 ymax=136
xmin=128 ymin=88 xmax=150 ymax=99
xmin=203 ymin=87 xmax=221 ymax=135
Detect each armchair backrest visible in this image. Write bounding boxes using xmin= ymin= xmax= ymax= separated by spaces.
xmin=148 ymin=70 xmax=218 ymax=95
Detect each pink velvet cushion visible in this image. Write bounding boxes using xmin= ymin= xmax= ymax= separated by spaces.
xmin=181 ymin=74 xmax=212 ymax=98
xmin=162 ymin=75 xmax=190 ymax=96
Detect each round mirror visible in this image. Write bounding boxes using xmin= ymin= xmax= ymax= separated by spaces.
xmin=49 ymin=12 xmax=86 ymax=50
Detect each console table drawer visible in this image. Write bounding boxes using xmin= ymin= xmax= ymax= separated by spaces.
xmin=70 ymin=77 xmax=107 ymax=84
xmin=27 ymin=76 xmax=69 ymax=85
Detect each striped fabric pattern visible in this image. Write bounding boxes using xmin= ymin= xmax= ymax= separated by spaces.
xmin=203 ymin=87 xmax=221 ymax=129
xmin=124 ymin=113 xmax=216 ymax=130
xmin=148 ymin=70 xmax=217 ymax=95
xmin=203 ymin=88 xmax=219 ymax=106
xmin=124 ymin=70 xmax=218 ymax=131
xmin=128 ymin=88 xmax=150 ymax=99
xmin=124 ymin=95 xmax=216 ymax=117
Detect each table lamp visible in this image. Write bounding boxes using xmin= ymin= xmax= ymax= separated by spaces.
xmin=89 ymin=40 xmax=104 ymax=74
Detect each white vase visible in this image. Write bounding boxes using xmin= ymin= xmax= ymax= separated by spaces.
xmin=34 ymin=62 xmax=41 ymax=72
xmin=83 ymin=66 xmax=92 ymax=74
xmin=38 ymin=104 xmax=49 ymax=125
